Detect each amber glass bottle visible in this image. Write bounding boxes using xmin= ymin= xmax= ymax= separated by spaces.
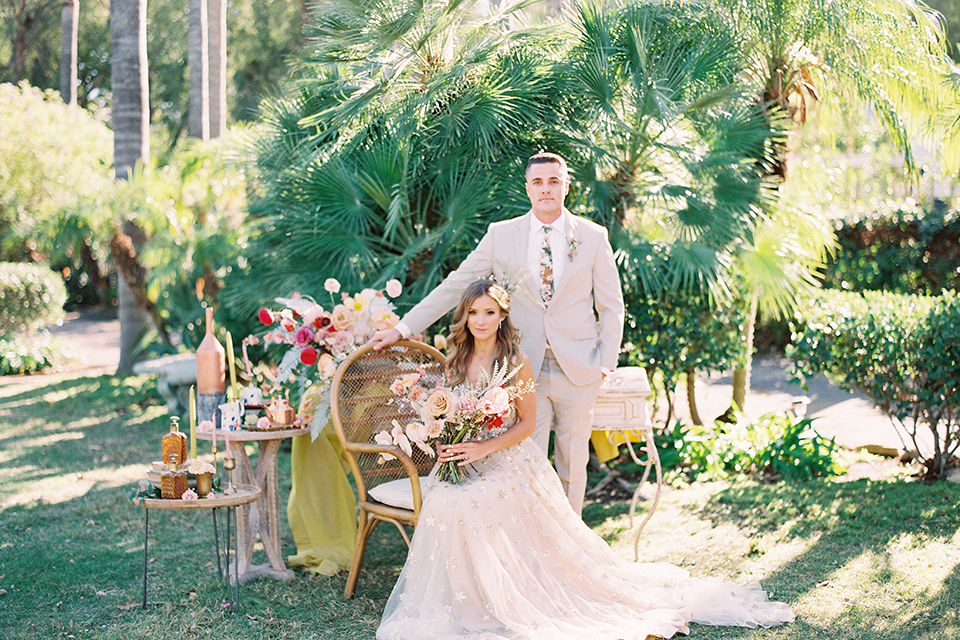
xmin=162 ymin=416 xmax=188 ymax=466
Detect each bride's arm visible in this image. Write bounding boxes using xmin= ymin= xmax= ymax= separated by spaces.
xmin=438 ymin=354 xmax=536 ymax=467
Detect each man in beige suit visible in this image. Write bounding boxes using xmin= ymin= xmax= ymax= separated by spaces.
xmin=373 ymin=152 xmax=624 ymax=514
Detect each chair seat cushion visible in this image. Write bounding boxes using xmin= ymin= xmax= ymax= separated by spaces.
xmin=368 ymin=477 xmax=426 ymax=511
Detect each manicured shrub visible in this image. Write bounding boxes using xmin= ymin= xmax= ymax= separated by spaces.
xmin=0 ymin=333 xmax=70 ymax=375
xmin=0 ymin=262 xmax=67 ymax=336
xmin=823 ymin=207 xmax=960 ymax=295
xmin=789 ymin=290 xmax=960 ymax=479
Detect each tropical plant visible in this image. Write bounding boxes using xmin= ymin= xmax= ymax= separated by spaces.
xmin=225 ymin=0 xmax=566 ymax=316
xmin=709 ymin=0 xmax=960 ymax=176
xmin=0 ymin=261 xmax=66 ymax=336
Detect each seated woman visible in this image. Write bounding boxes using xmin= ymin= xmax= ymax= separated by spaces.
xmin=377 ymin=279 xmax=794 ymax=640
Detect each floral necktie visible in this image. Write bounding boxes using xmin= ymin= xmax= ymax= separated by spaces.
xmin=540 ymin=225 xmax=554 ymax=303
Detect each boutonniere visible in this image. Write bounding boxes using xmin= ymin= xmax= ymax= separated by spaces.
xmin=568 ymin=237 xmax=581 ymax=262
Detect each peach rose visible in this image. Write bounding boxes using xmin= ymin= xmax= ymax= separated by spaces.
xmin=330 ymin=305 xmax=355 ymax=331
xmin=423 ymin=388 xmax=456 ymax=419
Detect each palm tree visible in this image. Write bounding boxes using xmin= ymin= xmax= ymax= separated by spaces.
xmin=59 ymin=0 xmax=78 ymax=104
xmin=710 ymin=0 xmax=959 ymax=177
xmin=208 ymin=0 xmax=226 ymax=137
xmin=224 ymin=0 xmax=564 ymax=315
xmin=188 ymin=0 xmax=210 ymax=139
xmin=111 ymin=0 xmax=153 ymax=374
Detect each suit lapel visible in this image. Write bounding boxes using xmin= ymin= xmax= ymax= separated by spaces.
xmin=512 ymin=212 xmax=540 ymax=302
xmin=550 ymin=211 xmax=578 ymax=302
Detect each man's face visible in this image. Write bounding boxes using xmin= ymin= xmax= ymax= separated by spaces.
xmin=525 ymin=162 xmax=569 ymax=222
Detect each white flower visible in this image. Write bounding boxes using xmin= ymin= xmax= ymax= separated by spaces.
xmin=324 ymin=278 xmax=341 ymax=294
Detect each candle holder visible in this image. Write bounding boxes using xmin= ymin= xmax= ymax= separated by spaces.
xmin=223 ymin=456 xmax=237 ymax=492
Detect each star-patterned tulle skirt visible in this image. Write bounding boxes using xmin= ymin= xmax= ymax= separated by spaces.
xmin=377 ymin=437 xmax=794 ymax=640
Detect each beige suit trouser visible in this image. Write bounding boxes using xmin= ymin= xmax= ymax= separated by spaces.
xmin=532 ymin=348 xmax=602 ymax=516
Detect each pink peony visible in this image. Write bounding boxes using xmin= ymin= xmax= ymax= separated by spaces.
xmin=294 ymin=326 xmax=314 ymax=346
xmin=480 ymin=387 xmax=509 ymax=415
xmin=181 ymin=489 xmax=198 ymax=500
xmin=385 ymin=279 xmax=403 ymax=298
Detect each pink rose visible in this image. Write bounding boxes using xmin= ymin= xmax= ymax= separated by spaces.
xmin=181 ymin=489 xmax=198 ymax=500
xmin=330 ymin=332 xmax=355 ymax=355
xmin=198 ymin=419 xmax=215 ymax=433
xmin=330 ymin=305 xmax=355 ymax=331
xmin=257 ymin=416 xmax=271 ymax=429
xmin=294 ymin=326 xmax=314 ymax=346
xmin=423 ymin=388 xmax=456 ymax=419
xmin=385 ymin=279 xmax=403 ymax=298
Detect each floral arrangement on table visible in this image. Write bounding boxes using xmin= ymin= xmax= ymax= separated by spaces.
xmin=254 ymin=278 xmax=404 ymax=439
xmin=383 ymin=359 xmax=536 ymax=484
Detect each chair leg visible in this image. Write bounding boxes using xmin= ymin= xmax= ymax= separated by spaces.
xmin=344 ymin=515 xmax=381 ymax=599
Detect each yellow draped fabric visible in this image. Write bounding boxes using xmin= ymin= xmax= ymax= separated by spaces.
xmin=286 ymin=386 xmax=356 ymax=576
xmin=590 ymin=429 xmax=646 ymax=463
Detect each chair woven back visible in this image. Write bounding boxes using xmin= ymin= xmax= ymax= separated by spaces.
xmin=331 ymin=340 xmax=445 ymax=499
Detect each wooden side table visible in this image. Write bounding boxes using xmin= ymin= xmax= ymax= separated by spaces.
xmin=198 ymin=427 xmax=309 ymax=582
xmin=133 ymin=484 xmax=260 ymax=609
xmin=592 ymin=367 xmax=662 ymax=560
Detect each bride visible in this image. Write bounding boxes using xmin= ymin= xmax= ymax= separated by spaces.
xmin=377 ymin=279 xmax=794 ymax=640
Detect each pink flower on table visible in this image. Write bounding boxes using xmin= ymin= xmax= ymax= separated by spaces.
xmin=198 ymin=420 xmax=215 ymax=433
xmin=257 ymin=416 xmax=271 ymax=429
xmin=294 ymin=326 xmax=314 ymax=346
xmin=385 ymin=279 xmax=403 ymax=298
xmin=181 ymin=489 xmax=198 ymax=500
xmin=480 ymin=387 xmax=509 ymax=415
xmin=374 ymin=310 xmax=400 ymax=331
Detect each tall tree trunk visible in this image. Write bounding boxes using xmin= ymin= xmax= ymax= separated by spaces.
xmin=111 ymin=0 xmax=152 ymax=375
xmin=685 ymin=366 xmax=703 ymax=426
xmin=207 ymin=0 xmax=226 ymax=137
xmin=731 ymin=293 xmax=759 ymax=413
xmin=59 ymin=0 xmax=79 ymax=104
xmin=11 ymin=0 xmax=32 ymax=83
xmin=188 ymin=0 xmax=210 ymax=139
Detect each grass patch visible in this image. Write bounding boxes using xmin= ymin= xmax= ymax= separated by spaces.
xmin=1 ymin=371 xmax=958 ymax=639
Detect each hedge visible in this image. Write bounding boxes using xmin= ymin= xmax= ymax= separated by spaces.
xmin=0 ymin=262 xmax=67 ymax=337
xmin=789 ymin=290 xmax=960 ymax=479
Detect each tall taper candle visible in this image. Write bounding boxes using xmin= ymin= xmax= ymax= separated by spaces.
xmin=226 ymin=331 xmax=238 ymax=403
xmin=189 ymin=385 xmax=197 ymax=460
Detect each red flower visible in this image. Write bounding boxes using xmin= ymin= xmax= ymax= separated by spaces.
xmin=258 ymin=308 xmax=275 ymax=325
xmin=300 ymin=347 xmax=318 ymax=365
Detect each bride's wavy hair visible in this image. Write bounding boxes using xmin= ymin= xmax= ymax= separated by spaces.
xmin=445 ymin=279 xmax=522 ymax=386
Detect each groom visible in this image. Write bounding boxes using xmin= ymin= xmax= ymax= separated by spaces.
xmin=373 ymin=152 xmax=624 ymax=515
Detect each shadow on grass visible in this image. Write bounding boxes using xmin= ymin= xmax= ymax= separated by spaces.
xmin=693 ymin=479 xmax=960 ymax=639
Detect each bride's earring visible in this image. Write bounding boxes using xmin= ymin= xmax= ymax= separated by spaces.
xmin=499 ymin=320 xmax=503 ymax=329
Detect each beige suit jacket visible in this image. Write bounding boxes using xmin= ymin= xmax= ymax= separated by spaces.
xmin=402 ymin=210 xmax=624 ymax=386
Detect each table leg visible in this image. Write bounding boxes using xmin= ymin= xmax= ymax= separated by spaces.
xmin=212 ymin=509 xmax=222 ymax=580
xmin=230 ymin=440 xmax=294 ymax=582
xmin=142 ymin=508 xmax=149 ymax=609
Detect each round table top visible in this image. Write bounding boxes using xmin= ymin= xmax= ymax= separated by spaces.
xmin=196 ymin=427 xmax=309 ymax=442
xmin=133 ymin=483 xmax=261 ymax=509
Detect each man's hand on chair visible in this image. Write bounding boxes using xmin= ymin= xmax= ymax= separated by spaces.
xmin=371 ymin=328 xmax=402 ymax=351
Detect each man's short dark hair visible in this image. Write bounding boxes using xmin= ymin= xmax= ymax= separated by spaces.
xmin=526 ymin=152 xmax=568 ymax=177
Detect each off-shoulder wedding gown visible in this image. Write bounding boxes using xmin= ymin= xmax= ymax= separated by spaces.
xmin=377 ymin=432 xmax=794 ymax=640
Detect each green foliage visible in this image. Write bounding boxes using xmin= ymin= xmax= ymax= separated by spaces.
xmin=0 ymin=262 xmax=66 ymax=336
xmin=790 ymin=290 xmax=960 ymax=478
xmin=112 ymin=132 xmax=252 ymax=350
xmin=0 ymin=332 xmax=69 ymax=374
xmin=621 ymin=277 xmax=746 ymax=396
xmin=657 ymin=411 xmax=844 ymax=481
xmin=0 ymin=82 xmax=114 ymax=262
xmin=822 ymin=206 xmax=960 ymax=295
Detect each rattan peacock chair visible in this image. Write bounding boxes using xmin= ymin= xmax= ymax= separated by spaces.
xmin=330 ymin=339 xmax=445 ymax=599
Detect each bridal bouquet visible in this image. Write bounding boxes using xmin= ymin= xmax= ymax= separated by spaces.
xmin=383 ymin=359 xmax=536 ymax=484
xmin=254 ymin=278 xmax=403 ymax=439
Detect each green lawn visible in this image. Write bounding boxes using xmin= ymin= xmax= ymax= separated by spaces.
xmin=1 ymin=371 xmax=958 ymax=639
